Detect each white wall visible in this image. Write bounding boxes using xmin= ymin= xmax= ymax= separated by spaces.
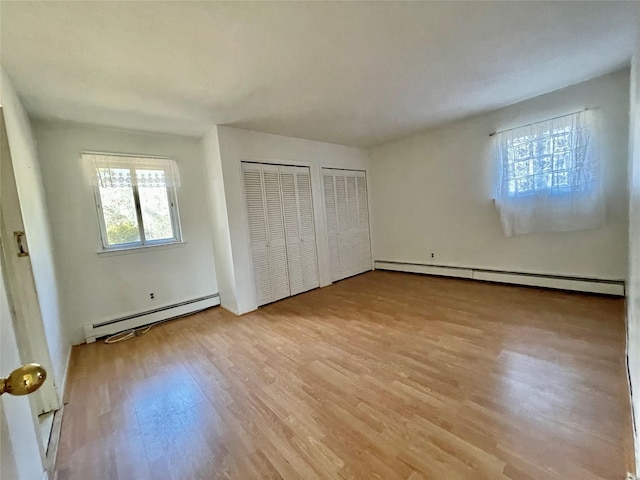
xmin=370 ymin=70 xmax=630 ymax=281
xmin=207 ymin=126 xmax=370 ymax=314
xmin=627 ymin=25 xmax=640 ymax=472
xmin=202 ymin=128 xmax=238 ymax=314
xmin=33 ymin=120 xmax=219 ymax=344
xmin=0 ymin=68 xmax=69 ymax=397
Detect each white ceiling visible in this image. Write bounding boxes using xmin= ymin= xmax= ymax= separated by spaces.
xmin=1 ymin=1 xmax=637 ymax=148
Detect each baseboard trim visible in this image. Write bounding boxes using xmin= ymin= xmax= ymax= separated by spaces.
xmin=374 ymin=260 xmax=625 ymax=296
xmin=45 ymin=406 xmax=63 ymax=480
xmin=83 ymin=294 xmax=220 ymax=343
xmin=58 ymin=347 xmax=72 ymax=405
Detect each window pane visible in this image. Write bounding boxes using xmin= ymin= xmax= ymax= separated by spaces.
xmin=136 ymin=169 xmax=175 ymax=241
xmin=97 ymin=168 xmax=141 ymax=245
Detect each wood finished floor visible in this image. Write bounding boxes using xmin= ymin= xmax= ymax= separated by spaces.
xmin=56 ymin=271 xmax=634 ymax=480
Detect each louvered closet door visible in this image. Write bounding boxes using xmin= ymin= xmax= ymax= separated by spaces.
xmin=262 ymin=164 xmax=290 ymax=302
xmin=242 ymin=163 xmax=273 ymax=306
xmin=279 ymin=165 xmax=319 ymax=296
xmin=294 ymin=167 xmax=319 ymax=292
xmin=355 ymin=173 xmax=372 ymax=273
xmin=345 ymin=175 xmax=360 ymax=277
xmin=243 ymin=163 xmax=291 ymax=306
xmin=323 ymin=174 xmax=341 ymax=282
xmin=335 ymin=174 xmax=350 ymax=279
xmin=280 ymin=166 xmax=305 ymax=295
xmin=322 ymin=168 xmax=372 ymax=282
xmin=244 ymin=162 xmax=319 ymax=307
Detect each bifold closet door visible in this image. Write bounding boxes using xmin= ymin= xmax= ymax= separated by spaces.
xmin=242 ymin=163 xmax=290 ymax=306
xmin=355 ymin=174 xmax=372 ymax=273
xmin=280 ymin=166 xmax=320 ymax=296
xmin=322 ymin=169 xmax=372 ymax=282
xmin=243 ymin=162 xmax=319 ymax=307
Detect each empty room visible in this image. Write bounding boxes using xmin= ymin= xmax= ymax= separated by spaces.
xmin=1 ymin=1 xmax=640 ymax=479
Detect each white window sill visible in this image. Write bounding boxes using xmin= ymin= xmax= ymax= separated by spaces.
xmin=97 ymin=241 xmax=186 ymax=257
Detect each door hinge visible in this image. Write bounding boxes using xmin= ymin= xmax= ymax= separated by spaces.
xmin=14 ymin=231 xmax=29 ymax=257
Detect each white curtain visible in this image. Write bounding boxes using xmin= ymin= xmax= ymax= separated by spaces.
xmin=495 ymin=110 xmax=605 ymax=237
xmin=83 ymin=153 xmax=181 ymax=188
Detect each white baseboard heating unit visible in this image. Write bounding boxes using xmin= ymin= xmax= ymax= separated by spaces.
xmin=83 ymin=293 xmax=220 ymax=343
xmin=374 ymin=260 xmax=625 ymax=296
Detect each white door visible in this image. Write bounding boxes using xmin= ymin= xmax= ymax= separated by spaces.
xmin=323 ymin=174 xmax=341 ymax=281
xmin=280 ymin=166 xmax=319 ymax=296
xmin=322 ymin=168 xmax=372 ymax=282
xmin=356 ymin=174 xmax=372 ymax=272
xmin=0 ymin=109 xmax=46 ymax=480
xmin=243 ymin=162 xmax=290 ymax=306
xmin=294 ymin=167 xmax=320 ymax=292
xmin=262 ymin=164 xmax=290 ymax=302
xmin=0 ymin=109 xmax=59 ymax=416
xmin=1 ymin=260 xmax=45 ymax=480
xmin=243 ymin=163 xmax=274 ymax=306
xmin=280 ymin=166 xmax=305 ymax=295
xmin=243 ymin=163 xmax=319 ymax=306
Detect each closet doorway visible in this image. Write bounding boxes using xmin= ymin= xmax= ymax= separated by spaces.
xmin=242 ymin=162 xmax=320 ymax=306
xmin=322 ymin=168 xmax=372 ymax=282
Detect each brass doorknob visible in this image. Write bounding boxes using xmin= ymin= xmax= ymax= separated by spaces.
xmin=0 ymin=363 xmax=46 ymax=396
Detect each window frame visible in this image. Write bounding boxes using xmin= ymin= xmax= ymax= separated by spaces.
xmin=86 ymin=151 xmax=183 ymax=252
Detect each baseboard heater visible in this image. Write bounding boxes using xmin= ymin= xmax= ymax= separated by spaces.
xmin=374 ymin=260 xmax=625 ymax=296
xmin=83 ymin=293 xmax=220 ymax=343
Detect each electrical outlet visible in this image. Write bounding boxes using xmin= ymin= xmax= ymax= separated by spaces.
xmin=431 ymin=253 xmax=435 ymax=259
xmin=149 ymin=292 xmax=155 ymax=300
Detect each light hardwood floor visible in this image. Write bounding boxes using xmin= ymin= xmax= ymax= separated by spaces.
xmin=56 ymin=271 xmax=634 ymax=480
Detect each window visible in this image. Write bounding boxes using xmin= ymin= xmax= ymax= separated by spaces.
xmin=85 ymin=153 xmax=182 ymax=250
xmin=495 ymin=110 xmax=605 ymax=236
xmin=500 ymin=111 xmax=595 ymax=196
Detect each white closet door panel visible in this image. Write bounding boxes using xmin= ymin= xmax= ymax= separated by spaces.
xmin=328 ymin=235 xmax=340 ymax=281
xmin=243 ymin=165 xmax=268 ymax=246
xmin=323 ymin=173 xmax=340 ymax=282
xmin=346 ymin=175 xmax=358 ymax=230
xmin=294 ymin=167 xmax=319 ymax=291
xmin=263 ymin=165 xmax=286 ymax=243
xmin=338 ymin=234 xmax=350 ymax=279
xmin=243 ymin=163 xmax=273 ymax=306
xmin=350 ymin=230 xmax=361 ymax=277
xmin=323 ymin=174 xmax=338 ymax=236
xmin=281 ymin=166 xmax=307 ymax=295
xmin=335 ymin=174 xmax=349 ymax=280
xmin=356 ymin=174 xmax=370 ymax=229
xmin=322 ymin=168 xmax=372 ymax=282
xmin=296 ymin=169 xmax=315 ymax=237
xmin=337 ymin=173 xmax=356 ymax=278
xmin=356 ymin=173 xmax=372 ymax=273
xmin=345 ymin=175 xmax=360 ymax=277
xmin=359 ymin=229 xmax=372 ymax=272
xmin=286 ymin=244 xmax=305 ymax=295
xmin=262 ymin=164 xmax=289 ymax=300
xmin=252 ymin=249 xmax=273 ymax=306
xmin=301 ymin=241 xmax=319 ymax=289
xmin=269 ymin=245 xmax=290 ymax=301
xmin=335 ymin=175 xmax=348 ymax=236
xmin=245 ymin=162 xmax=320 ymax=305
xmin=279 ymin=168 xmax=300 ymax=240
